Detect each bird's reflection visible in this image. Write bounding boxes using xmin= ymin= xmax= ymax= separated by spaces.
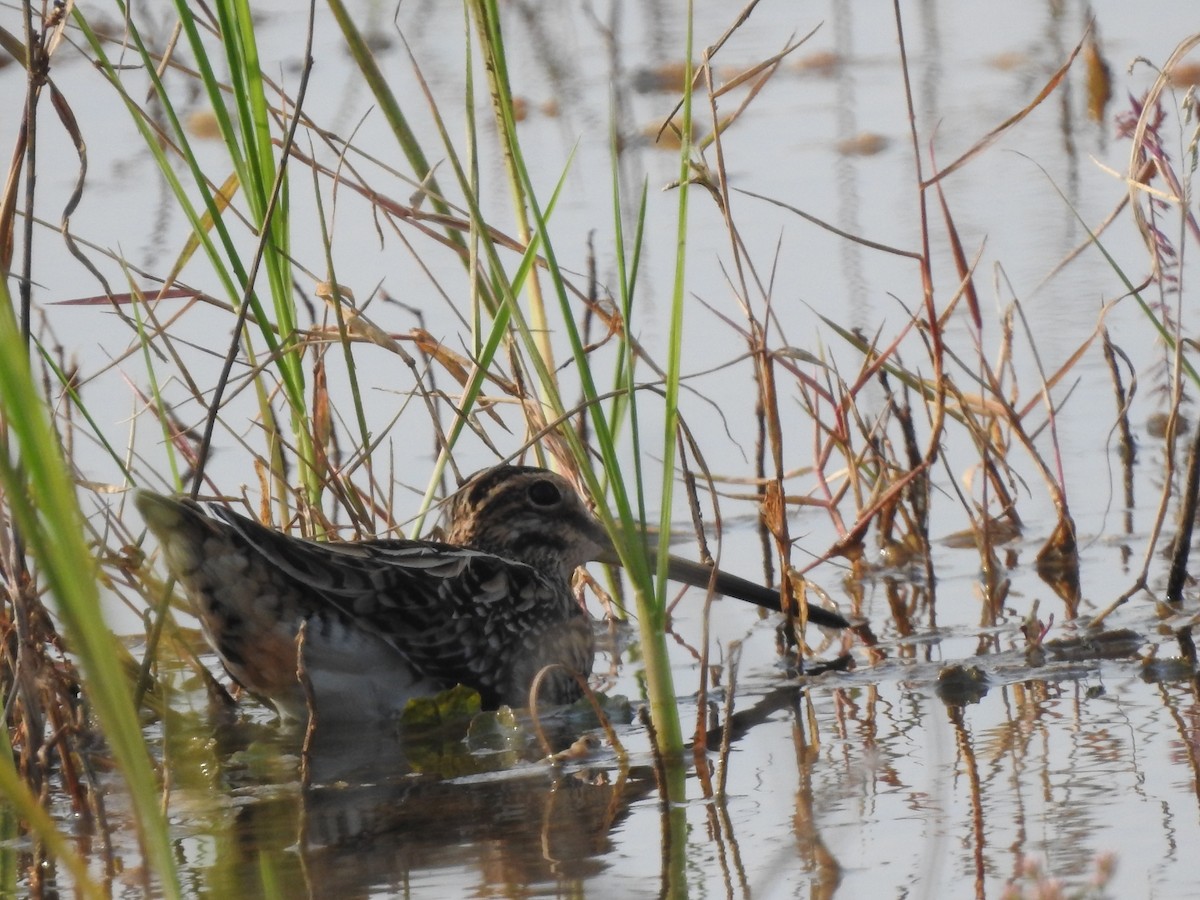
xmin=197 ymin=715 xmax=653 ymax=898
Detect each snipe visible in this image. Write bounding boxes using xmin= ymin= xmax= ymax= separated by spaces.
xmin=137 ymin=465 xmax=848 ymax=721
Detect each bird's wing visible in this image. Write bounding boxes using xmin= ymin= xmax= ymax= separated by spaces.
xmin=210 ymin=505 xmax=567 ymax=698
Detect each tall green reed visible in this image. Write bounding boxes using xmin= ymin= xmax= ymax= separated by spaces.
xmin=76 ymin=0 xmax=319 ymax=506
xmin=329 ymin=0 xmax=697 ymax=770
xmin=0 ymin=270 xmax=179 ymax=895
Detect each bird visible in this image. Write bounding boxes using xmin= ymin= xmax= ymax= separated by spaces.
xmin=136 ymin=464 xmax=849 ymax=722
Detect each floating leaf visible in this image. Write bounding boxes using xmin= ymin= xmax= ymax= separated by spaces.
xmin=400 ymin=684 xmax=483 ymax=730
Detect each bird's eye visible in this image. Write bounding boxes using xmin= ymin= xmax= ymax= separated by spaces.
xmin=528 ymin=479 xmax=562 ymax=507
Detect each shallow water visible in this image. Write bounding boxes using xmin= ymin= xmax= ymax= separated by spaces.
xmin=3 ymin=0 xmax=1200 ymax=897
xmin=138 ymin=605 xmax=1195 ymax=898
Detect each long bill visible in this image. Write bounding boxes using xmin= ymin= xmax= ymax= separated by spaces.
xmin=661 ymin=554 xmax=850 ymax=629
xmin=594 ymin=537 xmax=850 ymax=630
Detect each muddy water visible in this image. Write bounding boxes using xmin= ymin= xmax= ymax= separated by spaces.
xmin=3 ymin=0 xmax=1200 ymax=896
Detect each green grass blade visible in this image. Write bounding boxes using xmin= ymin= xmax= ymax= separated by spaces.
xmin=0 ymin=281 xmax=179 ymax=895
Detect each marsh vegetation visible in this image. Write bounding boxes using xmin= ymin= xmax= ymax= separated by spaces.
xmin=1 ymin=1 xmax=1198 ymax=896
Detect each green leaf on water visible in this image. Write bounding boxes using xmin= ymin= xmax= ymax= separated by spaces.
xmin=466 ymin=704 xmax=524 ymax=753
xmin=400 ymin=684 xmax=483 ymax=730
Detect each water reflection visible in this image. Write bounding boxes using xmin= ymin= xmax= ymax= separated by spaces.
xmin=178 ymin=718 xmax=656 ymax=897
xmin=5 ymin=0 xmax=1200 ymax=895
xmin=151 ymin=610 xmax=1200 ymax=899
xmin=813 ymin=623 xmax=1200 ymax=898
xmin=298 ymin=762 xmax=651 ymax=896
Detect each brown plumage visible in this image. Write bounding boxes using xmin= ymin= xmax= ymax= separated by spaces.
xmin=137 ymin=464 xmax=849 ymax=722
